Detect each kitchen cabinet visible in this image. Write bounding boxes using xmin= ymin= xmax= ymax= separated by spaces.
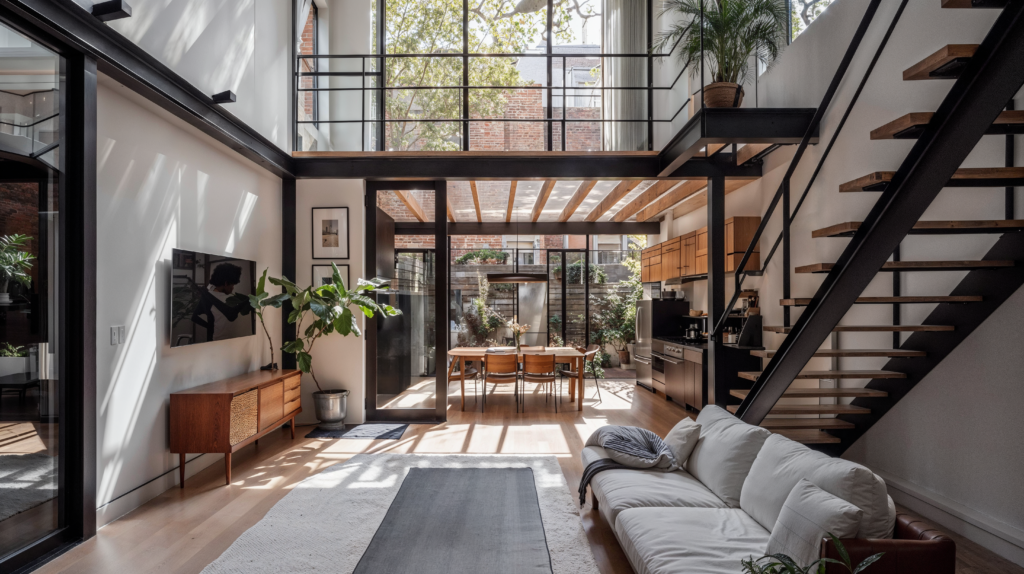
xmin=664 ymin=354 xmax=686 ymax=403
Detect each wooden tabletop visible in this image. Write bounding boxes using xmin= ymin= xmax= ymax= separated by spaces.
xmin=447 ymin=346 xmax=584 ymax=358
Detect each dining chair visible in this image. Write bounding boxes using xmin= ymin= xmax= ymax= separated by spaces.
xmin=447 ymin=356 xmax=480 ymax=404
xmin=482 ymin=352 xmax=520 ymax=412
xmin=558 ymin=345 xmax=602 ymax=402
xmin=521 ymin=353 xmax=559 ymax=413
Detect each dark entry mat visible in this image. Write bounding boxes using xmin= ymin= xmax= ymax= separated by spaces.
xmin=354 ymin=468 xmax=553 ymax=574
xmin=305 ymin=423 xmax=409 ymax=440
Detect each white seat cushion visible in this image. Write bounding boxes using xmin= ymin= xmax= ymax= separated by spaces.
xmin=687 ymin=406 xmax=771 ymax=508
xmin=616 ymin=507 xmax=770 ymax=574
xmin=590 ymin=467 xmax=728 ymax=526
xmin=766 ymin=479 xmax=863 ymax=567
xmin=740 ymin=434 xmax=893 ymax=538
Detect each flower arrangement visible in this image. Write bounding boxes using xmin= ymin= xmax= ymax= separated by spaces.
xmin=507 ymin=316 xmax=530 ymax=352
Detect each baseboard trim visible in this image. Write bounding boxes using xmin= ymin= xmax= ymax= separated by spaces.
xmin=877 ymin=470 xmax=1024 ymax=567
xmin=96 ymin=453 xmax=223 ymax=528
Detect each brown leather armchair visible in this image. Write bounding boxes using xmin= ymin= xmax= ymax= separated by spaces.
xmin=821 ymin=513 xmax=956 ymax=574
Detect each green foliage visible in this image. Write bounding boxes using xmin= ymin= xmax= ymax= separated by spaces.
xmin=0 ymin=234 xmax=35 ymax=291
xmin=557 ymin=259 xmax=607 ymax=284
xmin=653 ymin=0 xmax=788 ymax=86
xmin=791 ymin=0 xmax=835 ymax=39
xmin=589 ymin=251 xmax=642 ymax=353
xmin=0 ymin=342 xmax=27 ymax=358
xmin=454 ymin=249 xmax=510 ymax=264
xmin=740 ymin=534 xmax=884 ymax=574
xmin=271 ymin=264 xmax=401 ymax=392
xmin=248 ymin=268 xmax=291 ymax=367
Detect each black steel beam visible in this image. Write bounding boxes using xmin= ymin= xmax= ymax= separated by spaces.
xmin=394 ymin=221 xmax=661 ymax=235
xmin=737 ymin=1 xmax=1024 ymax=425
xmin=707 ymin=173 xmax=728 ymax=406
xmin=281 ymin=178 xmax=296 ymax=370
xmin=0 ymin=0 xmax=295 ymax=178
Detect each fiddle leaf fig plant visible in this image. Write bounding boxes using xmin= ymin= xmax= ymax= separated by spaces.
xmin=248 ymin=268 xmax=290 ymax=369
xmin=270 ymin=264 xmax=401 ymax=391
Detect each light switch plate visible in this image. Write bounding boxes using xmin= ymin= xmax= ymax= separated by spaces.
xmin=118 ymin=326 xmax=125 ymax=344
xmin=111 ymin=327 xmax=118 ymax=346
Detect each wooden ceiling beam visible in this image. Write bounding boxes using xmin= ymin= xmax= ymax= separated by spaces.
xmin=394 ymin=190 xmax=428 ymax=222
xmin=611 ymin=180 xmax=681 ymax=222
xmin=557 ymin=180 xmax=598 ymax=222
xmin=637 ymin=180 xmax=707 ymax=221
xmin=447 ymin=195 xmax=457 ymax=222
xmin=470 ymin=181 xmax=483 ymax=222
xmin=530 ymin=180 xmax=557 ymax=222
xmin=669 ymin=180 xmax=751 ymax=219
xmin=506 ymin=181 xmax=517 ymax=222
xmin=584 ymin=180 xmax=641 ymax=222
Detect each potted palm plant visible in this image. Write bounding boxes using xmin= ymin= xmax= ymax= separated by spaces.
xmin=0 ymin=234 xmax=34 ymax=304
xmin=271 ymin=264 xmax=401 ymax=429
xmin=654 ymin=0 xmax=788 ymax=108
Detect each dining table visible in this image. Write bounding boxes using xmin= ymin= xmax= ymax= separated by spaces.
xmin=446 ymin=347 xmax=586 ymax=412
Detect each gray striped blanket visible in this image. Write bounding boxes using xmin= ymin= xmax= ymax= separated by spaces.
xmin=578 ymin=425 xmax=679 ymax=506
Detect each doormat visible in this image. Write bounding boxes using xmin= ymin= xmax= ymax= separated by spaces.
xmin=305 ymin=423 xmax=409 ymax=440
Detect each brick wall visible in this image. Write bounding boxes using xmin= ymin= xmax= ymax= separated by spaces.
xmin=298 ymin=8 xmax=316 ymax=121
xmin=0 ymin=183 xmax=39 ymax=285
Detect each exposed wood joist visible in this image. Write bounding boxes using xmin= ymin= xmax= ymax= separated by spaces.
xmin=506 ymin=181 xmax=517 ymax=222
xmin=669 ymin=179 xmax=751 ymax=219
xmin=447 ymin=196 xmax=456 ymax=222
xmin=395 ymin=221 xmax=661 ymax=235
xmin=736 ymin=143 xmax=775 ymax=165
xmin=611 ymin=180 xmax=680 ymax=222
xmin=585 ymin=180 xmax=641 ymax=222
xmin=469 ymin=181 xmax=482 ymax=222
xmin=637 ymin=180 xmax=708 ymax=221
xmin=394 ymin=190 xmax=428 ymax=222
xmin=558 ymin=180 xmax=597 ymax=222
xmin=530 ymin=180 xmax=557 ymax=222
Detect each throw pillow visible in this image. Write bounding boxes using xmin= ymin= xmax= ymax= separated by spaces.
xmin=663 ymin=417 xmax=701 ymax=466
xmin=766 ymin=478 xmax=863 ymax=568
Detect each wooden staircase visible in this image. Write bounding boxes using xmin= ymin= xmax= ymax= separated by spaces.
xmin=735 ymin=0 xmax=1024 ymax=448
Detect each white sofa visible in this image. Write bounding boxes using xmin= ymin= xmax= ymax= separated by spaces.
xmin=580 ymin=405 xmax=897 ymax=574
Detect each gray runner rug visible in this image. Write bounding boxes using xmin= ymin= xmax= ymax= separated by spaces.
xmin=354 ymin=468 xmax=552 ymax=574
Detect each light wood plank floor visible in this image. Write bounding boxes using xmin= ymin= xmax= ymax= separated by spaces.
xmin=33 ymin=379 xmax=1023 ymax=574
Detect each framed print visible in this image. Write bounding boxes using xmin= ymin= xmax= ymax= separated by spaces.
xmin=313 ymin=264 xmax=351 ymax=289
xmin=312 ymin=207 xmax=349 ymax=259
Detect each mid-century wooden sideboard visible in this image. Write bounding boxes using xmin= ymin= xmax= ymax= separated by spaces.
xmin=170 ymin=369 xmax=301 ymax=487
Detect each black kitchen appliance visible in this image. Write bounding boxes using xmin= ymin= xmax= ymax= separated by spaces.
xmin=635 ymin=299 xmax=690 ymax=392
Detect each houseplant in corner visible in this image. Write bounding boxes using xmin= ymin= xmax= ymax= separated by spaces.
xmin=247 ymin=268 xmax=290 ymax=371
xmin=0 ymin=234 xmax=34 ymax=304
xmin=654 ymin=0 xmax=788 ymax=108
xmin=271 ymin=264 xmax=400 ymax=429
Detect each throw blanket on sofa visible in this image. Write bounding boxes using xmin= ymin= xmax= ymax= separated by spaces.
xmin=578 ymin=426 xmax=678 ymax=506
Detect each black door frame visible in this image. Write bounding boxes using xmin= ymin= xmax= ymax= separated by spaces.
xmin=365 ymin=181 xmax=447 ymax=423
xmin=0 ymin=8 xmax=96 ymax=573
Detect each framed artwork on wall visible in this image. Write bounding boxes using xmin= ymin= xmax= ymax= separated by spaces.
xmin=312 ymin=264 xmax=351 ymax=289
xmin=312 ymin=207 xmax=349 ymax=259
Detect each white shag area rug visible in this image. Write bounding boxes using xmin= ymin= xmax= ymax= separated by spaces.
xmin=0 ymin=452 xmax=57 ymax=522
xmin=201 ymin=454 xmax=600 ymax=574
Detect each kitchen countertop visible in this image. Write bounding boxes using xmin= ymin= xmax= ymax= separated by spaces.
xmin=652 ymin=338 xmax=764 ymax=353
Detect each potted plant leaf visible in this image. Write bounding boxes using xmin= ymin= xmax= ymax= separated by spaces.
xmin=270 ymin=264 xmax=401 ymax=429
xmin=0 ymin=234 xmax=34 ymax=304
xmin=654 ymin=0 xmax=788 ymax=108
xmin=248 ymin=268 xmax=290 ymax=371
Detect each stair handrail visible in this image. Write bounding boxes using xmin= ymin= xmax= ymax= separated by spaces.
xmin=711 ymin=0 xmax=887 ymax=338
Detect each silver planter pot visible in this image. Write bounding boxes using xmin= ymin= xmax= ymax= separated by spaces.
xmin=313 ymin=389 xmax=349 ymax=430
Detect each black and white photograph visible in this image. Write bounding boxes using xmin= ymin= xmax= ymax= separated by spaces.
xmin=312 ymin=207 xmax=349 ymax=259
xmin=312 ymin=264 xmax=350 ymax=290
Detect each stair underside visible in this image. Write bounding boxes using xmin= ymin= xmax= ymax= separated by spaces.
xmin=758 ymin=418 xmax=855 ymax=430
xmin=941 ymin=0 xmax=1008 ymax=7
xmin=751 ymin=348 xmax=925 ymax=358
xmin=871 ymin=111 xmax=1024 ymax=140
xmin=731 ymin=388 xmax=888 ymax=399
xmin=903 ymin=44 xmax=978 ymax=81
xmin=738 ymin=370 xmax=907 ymax=381
xmin=781 ymin=296 xmax=983 ymax=306
xmin=813 ymin=220 xmax=1024 ymax=238
xmin=773 ymin=430 xmax=842 ymax=444
xmin=839 ymin=168 xmax=1024 ymax=192
xmin=764 ymin=324 xmax=954 ymax=333
xmin=728 ymin=404 xmax=871 ymax=415
xmin=796 ymin=260 xmax=1015 ymax=273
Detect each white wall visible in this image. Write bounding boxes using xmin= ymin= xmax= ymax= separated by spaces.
xmin=95 ymin=75 xmax=282 ymax=526
xmin=295 ymin=179 xmax=367 ymax=425
xmin=72 ymin=0 xmax=292 ymax=151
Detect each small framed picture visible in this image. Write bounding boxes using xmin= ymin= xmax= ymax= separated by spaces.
xmin=312 ymin=207 xmax=349 ymax=259
xmin=313 ymin=264 xmax=350 ymax=289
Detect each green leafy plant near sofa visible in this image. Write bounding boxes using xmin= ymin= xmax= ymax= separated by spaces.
xmin=741 ymin=534 xmax=883 ymax=574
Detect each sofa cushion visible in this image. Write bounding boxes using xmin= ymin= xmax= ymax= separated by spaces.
xmin=581 ymin=445 xmax=611 ymax=467
xmin=663 ymin=417 xmax=702 ymax=465
xmin=616 ymin=507 xmax=770 ymax=574
xmin=740 ymin=434 xmax=893 ymax=538
xmin=589 ymin=466 xmax=728 ymax=526
xmin=766 ymin=479 xmax=863 ymax=567
xmin=687 ymin=406 xmax=771 ymax=508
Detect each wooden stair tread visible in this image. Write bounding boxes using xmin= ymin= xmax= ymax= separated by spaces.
xmin=796 ymin=260 xmax=1015 ymax=273
xmin=871 ymin=111 xmax=1024 ymax=140
xmin=941 ymin=0 xmax=1007 ymax=7
xmin=728 ymin=404 xmax=871 ymax=415
xmin=758 ymin=418 xmax=856 ymax=430
xmin=731 ymin=388 xmax=888 ymax=399
xmin=781 ymin=296 xmax=982 ymax=306
xmin=773 ymin=430 xmax=842 ymax=444
xmin=751 ymin=348 xmax=925 ymax=358
xmin=764 ymin=324 xmax=954 ymax=333
xmin=738 ymin=370 xmax=907 ymax=381
xmin=903 ymin=44 xmax=978 ymax=81
xmin=813 ymin=220 xmax=1024 ymax=238
xmin=840 ymin=168 xmax=1024 ymax=192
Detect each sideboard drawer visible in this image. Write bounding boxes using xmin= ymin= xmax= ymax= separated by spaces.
xmin=284 ymin=386 xmax=301 ymax=404
xmin=284 ymin=397 xmax=300 ymax=415
xmin=284 ymin=375 xmax=301 ymax=391
xmin=229 ymin=390 xmax=258 ymax=446
xmin=259 ymin=382 xmax=284 ymax=430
